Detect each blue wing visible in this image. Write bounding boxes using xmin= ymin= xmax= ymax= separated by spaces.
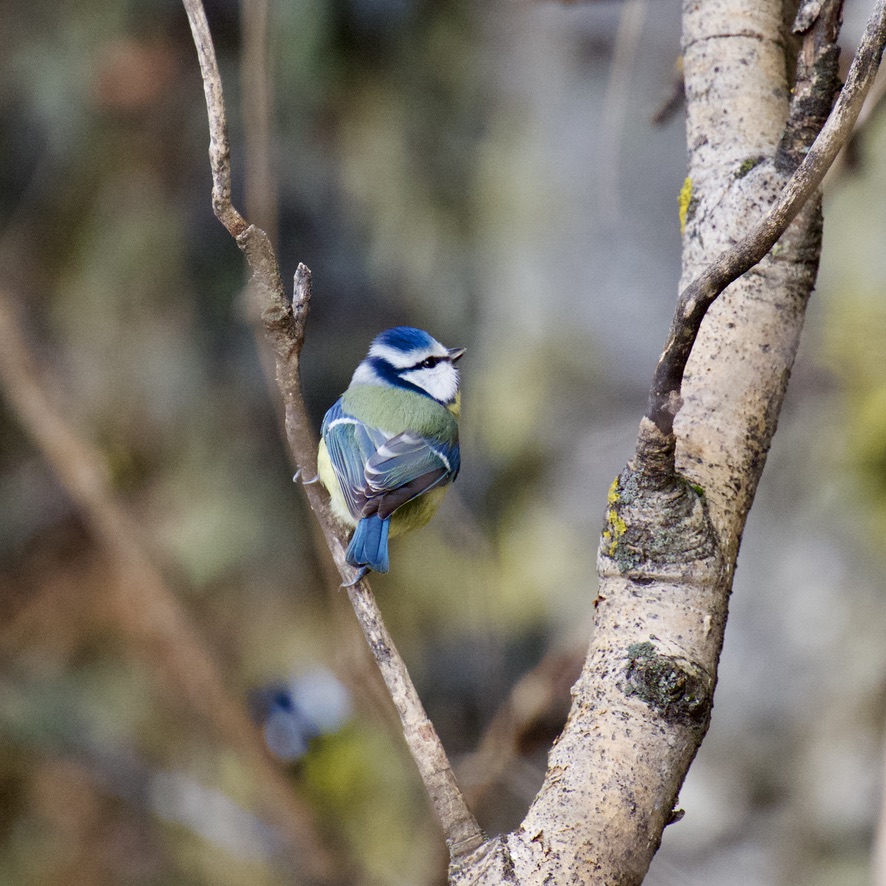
xmin=321 ymin=399 xmax=386 ymax=521
xmin=321 ymin=399 xmax=459 ymax=522
xmin=363 ymin=433 xmax=459 ymax=519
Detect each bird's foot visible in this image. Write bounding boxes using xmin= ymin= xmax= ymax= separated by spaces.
xmin=292 ymin=468 xmax=320 ymax=485
xmin=341 ymin=567 xmax=368 ymax=588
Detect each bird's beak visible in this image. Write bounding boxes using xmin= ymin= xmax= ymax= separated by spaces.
xmin=448 ymin=347 xmax=466 ymax=363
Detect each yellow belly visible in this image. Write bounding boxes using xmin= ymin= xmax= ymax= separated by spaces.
xmin=387 ymin=484 xmax=448 ymax=537
xmin=317 ymin=439 xmax=356 ymax=528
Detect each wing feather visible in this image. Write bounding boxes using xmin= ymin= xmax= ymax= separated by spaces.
xmin=321 ymin=400 xmax=459 ymax=522
xmin=321 ymin=401 xmax=385 ymax=520
xmin=362 ymin=433 xmax=458 ymax=518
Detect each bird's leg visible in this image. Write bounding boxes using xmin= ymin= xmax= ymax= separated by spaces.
xmin=341 ymin=566 xmax=368 ymax=588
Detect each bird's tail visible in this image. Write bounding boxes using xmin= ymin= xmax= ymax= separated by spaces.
xmin=346 ymin=515 xmax=391 ymax=574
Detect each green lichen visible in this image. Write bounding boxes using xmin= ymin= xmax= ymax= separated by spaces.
xmin=623 ymin=640 xmax=711 ymax=727
xmin=735 ymin=155 xmax=765 ymax=180
xmin=603 ymin=471 xmax=713 ymax=574
xmin=626 ymin=641 xmax=657 ymax=661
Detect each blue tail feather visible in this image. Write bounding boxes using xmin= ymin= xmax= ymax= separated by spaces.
xmin=346 ymin=516 xmax=391 ymax=573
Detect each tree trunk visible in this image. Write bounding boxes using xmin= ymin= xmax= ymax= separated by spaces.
xmin=449 ymin=0 xmax=832 ymax=881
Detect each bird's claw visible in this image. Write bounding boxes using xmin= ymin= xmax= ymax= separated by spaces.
xmin=292 ymin=469 xmax=320 ymax=485
xmin=341 ymin=567 xmax=368 ymax=588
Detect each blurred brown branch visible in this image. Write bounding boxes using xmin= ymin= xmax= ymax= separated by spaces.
xmin=0 ymin=289 xmax=342 ymax=882
xmin=241 ymin=0 xmax=278 ymax=247
xmin=459 ymin=648 xmax=582 ymax=811
xmin=181 ymin=0 xmax=485 ymax=862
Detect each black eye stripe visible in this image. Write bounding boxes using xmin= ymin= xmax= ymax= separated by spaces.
xmin=410 ymin=355 xmax=448 ymax=370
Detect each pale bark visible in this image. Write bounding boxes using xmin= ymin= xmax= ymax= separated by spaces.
xmin=677 ymin=0 xmax=804 ymax=553
xmin=450 ymin=0 xmax=868 ymax=881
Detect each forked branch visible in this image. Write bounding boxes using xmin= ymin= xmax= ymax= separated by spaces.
xmin=181 ymin=0 xmax=484 ymax=859
xmin=643 ymin=0 xmax=886 ymax=455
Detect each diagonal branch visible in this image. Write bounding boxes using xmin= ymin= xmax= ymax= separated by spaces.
xmin=235 ymin=0 xmax=410 ymax=777
xmin=643 ymin=0 xmax=886 ymax=454
xmin=181 ymin=0 xmax=484 ymax=860
xmin=0 ymin=289 xmax=341 ymax=883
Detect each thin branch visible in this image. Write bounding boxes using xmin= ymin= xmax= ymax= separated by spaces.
xmin=643 ymin=0 xmax=886 ymax=452
xmin=180 ymin=0 xmax=485 ymax=859
xmin=183 ymin=0 xmax=247 ymax=237
xmin=0 ymin=289 xmax=341 ymax=883
xmin=235 ymin=9 xmax=423 ymax=773
xmin=288 ymin=267 xmax=485 ymax=859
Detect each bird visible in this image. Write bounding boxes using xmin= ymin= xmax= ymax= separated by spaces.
xmin=317 ymin=326 xmax=464 ymax=582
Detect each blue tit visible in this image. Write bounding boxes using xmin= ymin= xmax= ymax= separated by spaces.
xmin=318 ymin=326 xmax=464 ymax=579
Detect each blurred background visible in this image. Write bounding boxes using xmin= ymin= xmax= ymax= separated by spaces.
xmin=0 ymin=0 xmax=885 ymax=883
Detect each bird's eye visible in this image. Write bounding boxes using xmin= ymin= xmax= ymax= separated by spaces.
xmin=420 ymin=356 xmax=441 ymax=369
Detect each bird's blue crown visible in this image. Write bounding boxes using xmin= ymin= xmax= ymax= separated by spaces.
xmin=372 ymin=326 xmax=436 ymax=353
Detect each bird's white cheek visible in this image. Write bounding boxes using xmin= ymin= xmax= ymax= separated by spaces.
xmin=405 ymin=365 xmax=458 ymax=402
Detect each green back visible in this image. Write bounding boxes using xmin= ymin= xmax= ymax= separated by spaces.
xmin=342 ymin=384 xmax=458 ymax=441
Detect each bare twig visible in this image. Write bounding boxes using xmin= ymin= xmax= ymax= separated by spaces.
xmin=183 ymin=0 xmax=246 ymax=238
xmin=459 ymin=648 xmax=583 ymax=810
xmin=643 ymin=0 xmax=886 ymax=453
xmin=236 ymin=7 xmax=418 ymax=764
xmin=181 ymin=0 xmax=485 ymax=859
xmin=0 ymin=289 xmax=341 ymax=882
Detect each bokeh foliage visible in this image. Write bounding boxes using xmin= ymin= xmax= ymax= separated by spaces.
xmin=1 ymin=0 xmax=886 ymax=883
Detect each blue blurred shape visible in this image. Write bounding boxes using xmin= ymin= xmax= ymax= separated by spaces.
xmin=251 ymin=667 xmax=352 ymax=762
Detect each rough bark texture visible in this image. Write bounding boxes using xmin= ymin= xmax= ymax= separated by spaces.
xmin=676 ymin=0 xmax=823 ymax=556
xmin=449 ymin=0 xmax=843 ymax=882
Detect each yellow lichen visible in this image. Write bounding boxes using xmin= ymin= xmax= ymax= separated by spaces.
xmin=678 ymin=176 xmax=693 ymax=235
xmin=604 ymin=478 xmax=627 ymax=556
